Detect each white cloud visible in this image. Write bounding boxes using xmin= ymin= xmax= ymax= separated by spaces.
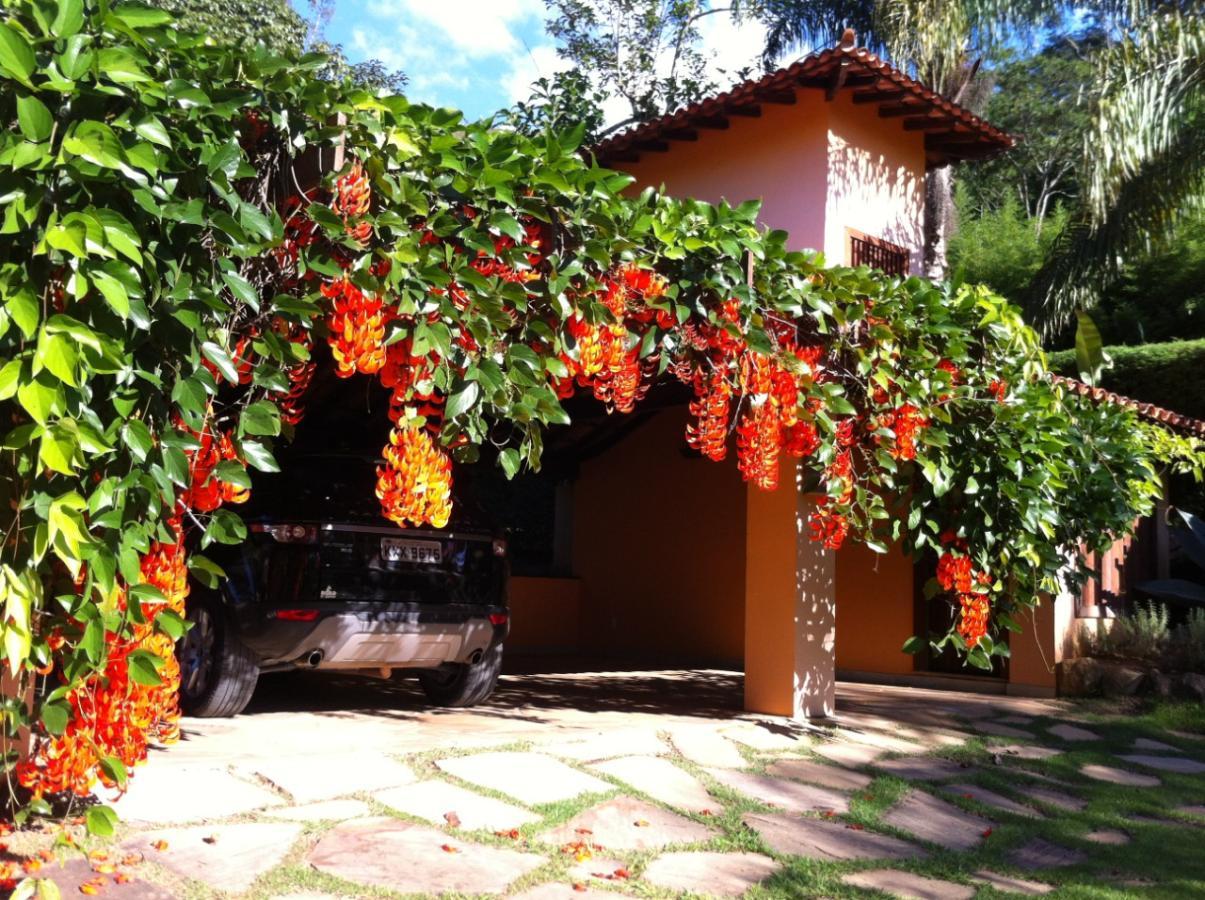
xmin=367 ymin=0 xmax=544 ymax=58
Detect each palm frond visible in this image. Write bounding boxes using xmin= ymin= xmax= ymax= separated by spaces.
xmin=1029 ymin=9 xmax=1205 ymax=334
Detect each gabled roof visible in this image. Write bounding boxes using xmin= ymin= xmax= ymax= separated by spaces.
xmin=593 ymin=36 xmax=1016 ymax=170
xmin=1053 ymin=375 xmax=1205 ymax=438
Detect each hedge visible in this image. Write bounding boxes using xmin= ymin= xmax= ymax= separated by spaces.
xmin=1047 ymin=339 xmax=1205 ymax=421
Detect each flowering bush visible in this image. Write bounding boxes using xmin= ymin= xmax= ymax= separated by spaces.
xmin=0 ymin=0 xmax=1163 ymax=832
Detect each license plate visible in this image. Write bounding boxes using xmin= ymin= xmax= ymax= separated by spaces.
xmin=381 ymin=538 xmax=442 ymax=564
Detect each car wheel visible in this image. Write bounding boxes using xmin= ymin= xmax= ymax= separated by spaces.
xmin=178 ymin=593 xmax=259 ymax=718
xmin=418 ymin=643 xmax=503 ymax=708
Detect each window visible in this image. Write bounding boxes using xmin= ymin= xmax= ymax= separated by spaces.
xmin=846 ymin=229 xmax=909 ymax=276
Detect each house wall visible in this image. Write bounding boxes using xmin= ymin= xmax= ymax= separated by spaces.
xmin=834 ymin=541 xmax=916 ymax=675
xmin=824 ymin=93 xmax=926 ymax=271
xmin=571 ymin=407 xmax=748 ymax=665
xmin=617 ymin=93 xmax=830 ymax=253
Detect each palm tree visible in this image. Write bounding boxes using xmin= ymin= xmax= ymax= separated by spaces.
xmin=746 ymin=1 xmax=1157 ymax=282
xmin=1029 ymin=8 xmax=1204 ymax=335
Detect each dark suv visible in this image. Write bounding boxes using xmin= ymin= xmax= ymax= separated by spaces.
xmin=177 ymin=454 xmax=510 ymax=717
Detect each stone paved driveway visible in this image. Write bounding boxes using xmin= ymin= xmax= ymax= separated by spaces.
xmin=26 ymin=667 xmax=1205 ymax=899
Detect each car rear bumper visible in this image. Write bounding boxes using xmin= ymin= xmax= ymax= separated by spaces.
xmin=259 ymin=610 xmax=508 ymax=671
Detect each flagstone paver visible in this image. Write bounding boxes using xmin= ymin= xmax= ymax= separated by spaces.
xmin=239 ymin=753 xmax=416 ymax=803
xmin=813 ymin=741 xmax=887 ymax=766
xmin=703 ymin=767 xmax=849 ymax=814
xmin=108 ymin=765 xmax=283 ymax=824
xmin=941 ymin=783 xmax=1043 ymax=818
xmin=1009 ymin=838 xmax=1088 ymax=870
xmin=539 ymin=797 xmax=716 ymax=851
xmin=590 ymin=756 xmax=719 ymax=814
xmin=643 ymin=851 xmax=781 ymax=896
xmin=1119 ymin=754 xmax=1205 ymax=774
xmin=839 ymin=728 xmax=927 ymax=755
xmin=537 ymin=729 xmax=668 ymax=762
xmin=1048 ymin=724 xmax=1099 ymax=742
xmin=975 ymin=722 xmax=1034 ymax=739
xmin=375 ymin=779 xmax=541 ymax=832
xmin=1134 ymin=738 xmax=1180 ymax=752
xmin=1017 ymin=785 xmax=1087 ymax=812
xmin=568 ymin=855 xmax=629 ymax=883
xmin=721 ymin=722 xmax=808 ymax=751
xmin=1084 ymin=829 xmax=1130 ymax=845
xmin=971 ymin=870 xmax=1054 ymax=895
xmin=124 ymin=822 xmax=303 ymax=893
xmin=668 ymin=725 xmax=748 ymax=769
xmin=261 ymin=799 xmax=371 ymax=822
xmin=993 ymin=744 xmax=1063 ymax=761
xmin=437 ymin=751 xmax=612 ymax=804
xmin=873 ymin=756 xmax=969 ymax=781
xmin=1080 ymin=763 xmax=1161 ymax=787
xmin=766 ymin=757 xmax=873 ymax=791
xmin=841 ymin=869 xmax=974 ymax=900
xmin=39 ymin=858 xmax=177 ymax=900
xmin=307 ymin=817 xmax=544 ymax=894
xmin=741 ymin=812 xmax=926 ymax=861
xmin=882 ymin=789 xmax=995 ymax=851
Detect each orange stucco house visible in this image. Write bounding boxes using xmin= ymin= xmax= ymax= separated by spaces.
xmin=504 ymin=38 xmax=1165 ymax=715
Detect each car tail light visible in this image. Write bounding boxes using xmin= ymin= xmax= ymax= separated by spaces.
xmin=275 ymin=609 xmax=321 ymax=622
xmin=489 ymin=613 xmax=509 ymax=626
xmin=251 ymin=523 xmax=318 ymax=543
xmin=492 ymin=539 xmax=507 ymax=558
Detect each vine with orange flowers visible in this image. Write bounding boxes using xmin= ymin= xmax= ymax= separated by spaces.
xmin=0 ymin=0 xmax=1170 ymax=844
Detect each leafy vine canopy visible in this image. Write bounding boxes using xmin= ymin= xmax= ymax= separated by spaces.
xmin=0 ymin=0 xmax=1163 ymax=821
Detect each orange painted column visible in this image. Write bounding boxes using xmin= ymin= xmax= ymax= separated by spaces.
xmin=744 ymin=460 xmax=837 ymax=718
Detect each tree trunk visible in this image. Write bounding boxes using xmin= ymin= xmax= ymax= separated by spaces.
xmin=923 ymin=165 xmax=953 ymax=281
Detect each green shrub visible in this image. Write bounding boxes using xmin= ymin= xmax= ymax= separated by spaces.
xmin=1177 ymin=608 xmax=1205 ymax=671
xmin=1082 ymin=601 xmax=1170 ymax=661
xmin=1046 ymin=339 xmax=1205 ymax=420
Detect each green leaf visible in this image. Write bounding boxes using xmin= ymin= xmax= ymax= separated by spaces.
xmin=0 ymin=22 xmax=36 ymax=84
xmin=122 ymin=419 xmax=153 ymax=461
xmin=214 ymin=459 xmax=251 ymax=488
xmin=240 ymin=440 xmax=279 ymax=472
xmin=203 ymin=509 xmax=247 ymax=546
xmin=6 ymin=284 xmax=40 ymax=338
xmin=445 ymin=380 xmax=481 ymax=419
xmin=239 ymin=400 xmax=280 ymax=436
xmin=98 ymin=756 xmax=127 ymax=787
xmin=187 ymin=553 xmax=226 ymax=589
xmin=1074 ymin=310 xmax=1105 ymax=386
xmin=39 ymin=425 xmax=78 ymax=474
xmin=62 ymin=121 xmax=125 ymax=170
xmin=114 ymin=6 xmax=174 ymax=27
xmin=45 ymin=220 xmax=88 ymax=258
xmin=127 ymin=649 xmax=164 ymax=686
xmin=85 ymin=805 xmax=118 ymax=837
xmin=37 ymin=332 xmax=78 ymax=386
xmin=498 ymin=447 xmax=520 ymax=479
xmin=40 ymin=700 xmax=70 ymax=736
xmin=16 ymin=94 xmax=53 ymax=143
xmin=51 ymin=0 xmax=84 ymax=37
xmin=201 ymin=342 xmax=239 ymax=384
xmin=91 ymin=270 xmax=131 ymax=318
xmin=901 ymin=636 xmax=926 ymax=655
xmin=81 ymin=617 xmax=104 ymax=663
xmin=221 ymin=270 xmax=259 ymax=309
xmin=155 ymin=609 xmax=188 ymax=641
xmin=135 ymin=116 xmax=172 ymax=148
xmin=17 ymin=372 xmax=60 ymax=424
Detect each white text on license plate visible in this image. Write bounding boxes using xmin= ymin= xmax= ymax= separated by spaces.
xmin=381 ymin=538 xmax=442 ymax=564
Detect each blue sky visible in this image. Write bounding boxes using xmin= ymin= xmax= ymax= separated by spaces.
xmin=319 ymin=0 xmax=769 ymax=123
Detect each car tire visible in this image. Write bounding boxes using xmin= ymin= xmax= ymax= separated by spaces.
xmin=177 ymin=593 xmax=259 ymax=718
xmin=418 ymin=643 xmax=503 ymax=707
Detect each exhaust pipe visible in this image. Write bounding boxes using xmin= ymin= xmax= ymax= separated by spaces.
xmin=467 ymin=649 xmax=484 ymax=665
xmin=305 ymin=649 xmax=324 ymax=668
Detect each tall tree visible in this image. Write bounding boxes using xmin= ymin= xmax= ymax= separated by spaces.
xmin=544 ymin=0 xmax=747 ymax=136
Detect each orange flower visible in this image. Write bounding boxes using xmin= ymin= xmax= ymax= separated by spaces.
xmin=375 ymin=421 xmax=454 ymax=529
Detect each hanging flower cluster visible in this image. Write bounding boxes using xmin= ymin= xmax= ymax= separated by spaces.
xmin=17 ymin=526 xmax=188 ymax=798
xmin=937 ymin=532 xmax=994 ymax=644
xmin=376 ymin=423 xmax=454 ymax=529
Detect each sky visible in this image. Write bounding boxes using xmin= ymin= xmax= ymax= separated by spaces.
xmin=319 ymin=0 xmax=771 ymax=125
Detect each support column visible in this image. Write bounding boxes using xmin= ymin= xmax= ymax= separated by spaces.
xmin=744 ymin=460 xmax=837 ymax=719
